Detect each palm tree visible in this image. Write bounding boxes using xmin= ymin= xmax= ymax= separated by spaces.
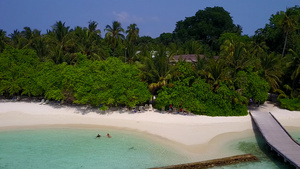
xmin=51 ymin=21 xmax=70 ymax=43
xmin=203 ymin=58 xmax=229 ymax=90
xmin=147 ymin=45 xmax=174 ymax=94
xmin=21 ymin=28 xmax=48 ymax=60
xmin=0 ymin=29 xmax=9 ymax=52
xmin=167 ymin=43 xmax=183 ymax=56
xmin=31 ymin=34 xmax=48 ymax=61
xmin=135 ymin=40 xmax=153 ymax=63
xmin=88 ymin=21 xmax=100 ymax=34
xmin=126 ymin=23 xmax=139 ymax=44
xmin=124 ymin=23 xmax=140 ymax=63
xmin=259 ymin=52 xmax=284 ymax=91
xmin=20 ymin=27 xmax=44 ymax=50
xmin=70 ymin=21 xmax=105 ymax=61
xmin=220 ymin=40 xmax=253 ymax=78
xmin=21 ymin=27 xmax=34 ymax=40
xmin=9 ymin=30 xmax=27 ymax=49
xmin=248 ymin=40 xmax=268 ymax=69
xmin=183 ymin=40 xmax=203 ymax=54
xmin=249 ymin=41 xmax=268 ymax=58
xmin=104 ymin=21 xmax=125 ymax=57
xmin=86 ymin=21 xmax=104 ymax=60
xmin=289 ymin=49 xmax=300 ymax=97
xmin=276 ymin=9 xmax=298 ymax=57
xmin=46 ymin=21 xmax=72 ymax=63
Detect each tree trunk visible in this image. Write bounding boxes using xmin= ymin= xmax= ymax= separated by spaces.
xmin=282 ymin=31 xmax=288 ymax=58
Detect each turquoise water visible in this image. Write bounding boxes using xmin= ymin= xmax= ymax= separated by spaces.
xmin=1 ymin=128 xmax=300 ymax=169
xmin=0 ymin=128 xmax=188 ymax=169
xmin=213 ymin=129 xmax=300 ymax=169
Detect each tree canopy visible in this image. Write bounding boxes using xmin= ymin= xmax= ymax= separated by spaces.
xmin=1 ymin=5 xmax=300 ymax=114
xmin=173 ymin=7 xmax=242 ymax=50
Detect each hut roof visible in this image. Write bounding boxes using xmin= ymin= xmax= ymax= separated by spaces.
xmin=171 ymin=54 xmax=219 ymax=63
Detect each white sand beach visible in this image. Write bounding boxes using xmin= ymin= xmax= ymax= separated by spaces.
xmin=1 ymin=101 xmax=300 ymax=161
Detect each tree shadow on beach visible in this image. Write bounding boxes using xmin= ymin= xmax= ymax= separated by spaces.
xmin=3 ymin=96 xmax=196 ymax=117
xmin=44 ymin=101 xmax=144 ymax=115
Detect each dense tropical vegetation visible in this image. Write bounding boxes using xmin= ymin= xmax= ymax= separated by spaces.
xmin=0 ymin=6 xmax=299 ymax=115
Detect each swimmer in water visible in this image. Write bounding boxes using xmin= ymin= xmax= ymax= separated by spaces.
xmin=96 ymin=134 xmax=101 ymax=138
xmin=107 ymin=133 xmax=111 ymax=138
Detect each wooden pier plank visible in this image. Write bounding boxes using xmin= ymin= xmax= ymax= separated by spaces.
xmin=151 ymin=154 xmax=258 ymax=169
xmin=250 ymin=111 xmax=300 ymax=168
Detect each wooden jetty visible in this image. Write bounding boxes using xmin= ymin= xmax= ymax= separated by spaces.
xmin=250 ymin=111 xmax=300 ymax=169
xmin=150 ymin=154 xmax=258 ymax=169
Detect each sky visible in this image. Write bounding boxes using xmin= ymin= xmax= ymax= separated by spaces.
xmin=0 ymin=0 xmax=299 ymax=38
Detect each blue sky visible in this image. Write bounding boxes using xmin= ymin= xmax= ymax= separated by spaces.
xmin=0 ymin=0 xmax=298 ymax=38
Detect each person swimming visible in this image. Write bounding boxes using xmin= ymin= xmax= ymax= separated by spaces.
xmin=107 ymin=133 xmax=111 ymax=138
xmin=96 ymin=134 xmax=101 ymax=138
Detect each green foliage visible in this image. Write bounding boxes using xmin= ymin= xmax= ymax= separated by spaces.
xmin=0 ymin=46 xmax=41 ymax=96
xmin=218 ymin=33 xmax=251 ymax=46
xmin=105 ymin=21 xmax=125 ymax=57
xmin=254 ymin=6 xmax=300 ymax=55
xmin=156 ymin=77 xmax=248 ymax=116
xmin=92 ymin=57 xmax=150 ymax=108
xmin=158 ymin=33 xmax=174 ymax=46
xmin=279 ymin=98 xmax=300 ymax=111
xmin=0 ymin=48 xmax=150 ymax=109
xmin=258 ymin=52 xmax=283 ymax=91
xmin=173 ymin=61 xmax=195 ymax=81
xmin=35 ymin=61 xmax=65 ymax=100
xmin=1 ymin=6 xmax=300 ymax=114
xmin=173 ymin=6 xmax=241 ymax=49
xmin=235 ymin=71 xmax=270 ymax=103
xmin=70 ymin=56 xmax=151 ymax=108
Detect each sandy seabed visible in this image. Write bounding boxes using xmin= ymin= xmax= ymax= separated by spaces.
xmin=0 ymin=101 xmax=300 ymax=162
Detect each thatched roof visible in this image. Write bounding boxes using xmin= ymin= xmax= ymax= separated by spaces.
xmin=171 ymin=54 xmax=219 ymax=63
xmin=171 ymin=54 xmax=204 ymax=63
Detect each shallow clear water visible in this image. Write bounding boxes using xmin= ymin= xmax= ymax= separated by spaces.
xmin=213 ymin=129 xmax=300 ymax=169
xmin=0 ymin=128 xmax=187 ymax=169
xmin=1 ymin=128 xmax=300 ymax=169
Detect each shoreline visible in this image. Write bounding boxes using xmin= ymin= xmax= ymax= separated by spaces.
xmin=1 ymin=101 xmax=300 ymax=162
xmin=0 ymin=123 xmax=258 ymax=161
xmin=0 ymin=101 xmax=254 ymax=145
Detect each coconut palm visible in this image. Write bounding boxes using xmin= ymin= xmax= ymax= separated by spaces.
xmin=51 ymin=21 xmax=70 ymax=43
xmin=137 ymin=45 xmax=174 ymax=94
xmin=9 ymin=30 xmax=27 ymax=49
xmin=203 ymin=58 xmax=230 ymax=90
xmin=104 ymin=21 xmax=125 ymax=57
xmin=46 ymin=21 xmax=72 ymax=63
xmin=124 ymin=24 xmax=140 ymax=63
xmin=70 ymin=22 xmax=105 ymax=61
xmin=31 ymin=34 xmax=48 ymax=61
xmin=183 ymin=40 xmax=203 ymax=54
xmin=167 ymin=43 xmax=183 ymax=56
xmin=126 ymin=23 xmax=139 ymax=44
xmin=21 ymin=28 xmax=48 ymax=60
xmin=20 ymin=27 xmax=44 ymax=50
xmin=276 ymin=9 xmax=298 ymax=57
xmin=259 ymin=52 xmax=284 ymax=91
xmin=0 ymin=29 xmax=9 ymax=52
xmin=220 ymin=40 xmax=254 ymax=78
xmin=135 ymin=40 xmax=153 ymax=63
xmin=289 ymin=49 xmax=300 ymax=95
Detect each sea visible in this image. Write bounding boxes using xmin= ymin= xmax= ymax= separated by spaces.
xmin=0 ymin=127 xmax=299 ymax=169
xmin=213 ymin=127 xmax=300 ymax=169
